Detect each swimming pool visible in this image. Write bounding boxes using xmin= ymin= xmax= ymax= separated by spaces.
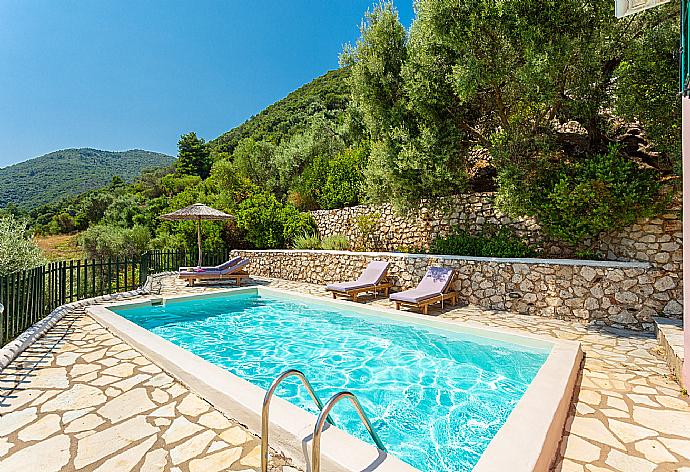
xmin=112 ymin=290 xmax=551 ymax=472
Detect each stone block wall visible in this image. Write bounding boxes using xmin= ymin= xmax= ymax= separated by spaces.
xmin=310 ymin=193 xmax=683 ymax=318
xmin=231 ymin=249 xmax=676 ymax=331
xmin=312 ymin=194 xmax=551 ymax=253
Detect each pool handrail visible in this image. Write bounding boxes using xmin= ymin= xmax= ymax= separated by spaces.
xmin=261 ymin=368 xmax=334 ymax=472
xmin=312 ymin=390 xmax=386 ymax=472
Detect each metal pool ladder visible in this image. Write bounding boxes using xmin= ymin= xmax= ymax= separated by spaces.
xmin=260 ymin=369 xmax=386 ymax=472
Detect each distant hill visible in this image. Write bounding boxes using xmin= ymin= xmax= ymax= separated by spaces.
xmin=4 ymin=68 xmax=348 ymax=211
xmin=211 ymin=67 xmax=350 ymax=153
xmin=0 ymin=148 xmax=175 ymax=209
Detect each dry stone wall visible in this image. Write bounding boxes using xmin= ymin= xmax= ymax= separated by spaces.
xmin=312 ymin=194 xmax=550 ymax=253
xmin=231 ymin=249 xmax=677 ymax=331
xmin=310 ymin=193 xmax=683 ymax=319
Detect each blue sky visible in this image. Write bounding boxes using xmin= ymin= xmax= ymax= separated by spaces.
xmin=0 ymin=0 xmax=414 ymax=167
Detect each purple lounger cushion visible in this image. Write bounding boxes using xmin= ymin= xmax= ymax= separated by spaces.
xmin=326 ymin=260 xmax=389 ymax=292
xmin=326 ymin=280 xmax=373 ymax=292
xmin=179 ymin=256 xmax=241 ymax=273
xmin=390 ymin=267 xmax=454 ymax=303
xmin=179 ymin=269 xmax=221 ymax=276
xmin=211 ymin=256 xmax=242 ymax=271
xmin=179 ymin=258 xmax=249 ymax=277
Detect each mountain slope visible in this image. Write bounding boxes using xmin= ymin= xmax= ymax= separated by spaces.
xmin=0 ymin=148 xmax=175 ymax=209
xmin=211 ymin=67 xmax=350 ymax=153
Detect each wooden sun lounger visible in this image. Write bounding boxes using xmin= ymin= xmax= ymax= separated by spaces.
xmin=326 ymin=260 xmax=392 ymax=302
xmin=329 ymin=279 xmax=394 ymax=302
xmin=391 ymin=268 xmax=458 ymax=315
xmin=180 ymin=270 xmax=249 ymax=287
xmin=393 ymin=290 xmax=458 ymax=315
xmin=179 ymin=259 xmax=250 ymax=287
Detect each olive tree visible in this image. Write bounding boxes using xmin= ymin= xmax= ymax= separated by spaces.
xmin=0 ymin=215 xmax=45 ymax=275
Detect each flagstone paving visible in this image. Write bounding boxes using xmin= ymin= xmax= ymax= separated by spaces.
xmin=0 ymin=274 xmax=689 ymax=471
xmin=0 ymin=302 xmax=296 ymax=472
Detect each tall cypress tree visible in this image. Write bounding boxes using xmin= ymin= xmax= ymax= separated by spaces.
xmin=176 ymin=132 xmax=211 ymax=179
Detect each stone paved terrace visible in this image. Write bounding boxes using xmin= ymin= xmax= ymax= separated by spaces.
xmin=0 ymin=296 xmax=297 ymax=472
xmin=0 ymin=275 xmax=689 ymax=471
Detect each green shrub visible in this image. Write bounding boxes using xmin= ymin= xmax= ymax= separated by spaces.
xmin=318 ymin=145 xmax=366 ymax=209
xmin=79 ymin=224 xmax=151 ymax=259
xmin=498 ymin=146 xmax=662 ymax=245
xmin=160 ymin=173 xmax=202 ymax=197
xmin=429 ymin=227 xmax=536 ymax=258
xmin=103 ymin=194 xmax=143 ymax=228
xmin=542 ymin=148 xmax=662 ymax=244
xmin=394 ymin=245 xmax=428 ymax=254
xmin=429 ymin=232 xmax=481 ymax=257
xmin=235 ymin=193 xmax=315 ymax=249
xmin=292 ymin=233 xmax=322 ymax=250
xmin=289 ymin=143 xmax=366 ymax=210
xmin=281 ymin=208 xmax=317 ymax=246
xmin=0 ymin=215 xmax=46 ymax=275
xmin=354 ymin=212 xmax=381 ymax=250
xmin=47 ymin=212 xmax=77 ymax=234
xmin=574 ymin=249 xmax=601 ymax=261
xmin=321 ymin=234 xmax=351 ymax=251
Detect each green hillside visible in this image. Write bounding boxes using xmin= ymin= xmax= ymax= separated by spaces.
xmin=211 ymin=67 xmax=350 ymax=153
xmin=0 ymin=148 xmax=175 ymax=209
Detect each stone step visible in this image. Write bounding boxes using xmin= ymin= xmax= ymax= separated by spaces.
xmin=653 ymin=316 xmax=685 ymax=388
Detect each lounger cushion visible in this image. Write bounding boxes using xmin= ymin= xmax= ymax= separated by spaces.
xmin=390 ymin=289 xmax=440 ymax=304
xmin=218 ymin=258 xmax=249 ymax=274
xmin=355 ymin=260 xmax=389 ymax=284
xmin=179 ymin=258 xmax=249 ymax=277
xmin=213 ymin=256 xmax=242 ymax=270
xmin=325 ymin=260 xmax=389 ymax=293
xmin=417 ymin=267 xmax=454 ymax=292
xmin=179 ymin=269 xmax=222 ymax=276
xmin=179 ymin=256 xmax=241 ymax=273
xmin=390 ymin=267 xmax=455 ymax=304
xmin=326 ymin=281 xmax=375 ymax=292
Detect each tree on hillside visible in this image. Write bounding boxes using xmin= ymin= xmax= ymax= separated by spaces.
xmin=341 ymin=2 xmax=428 ymax=205
xmin=345 ymin=0 xmax=676 ymax=243
xmin=232 ymin=138 xmax=279 ymax=191
xmin=176 ymin=132 xmax=212 ymax=179
xmin=0 ymin=215 xmax=45 ymax=275
xmin=614 ymin=11 xmax=681 ymax=173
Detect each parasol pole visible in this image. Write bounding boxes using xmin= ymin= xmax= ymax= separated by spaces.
xmin=197 ymin=216 xmax=202 ymax=267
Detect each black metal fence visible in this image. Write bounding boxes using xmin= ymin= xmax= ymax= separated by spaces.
xmin=142 ymin=250 xmax=231 ymax=276
xmin=0 ymin=249 xmax=230 ymax=347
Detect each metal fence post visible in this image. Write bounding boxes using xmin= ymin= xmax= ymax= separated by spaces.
xmin=139 ymin=252 xmax=149 ymax=288
xmin=0 ymin=302 xmax=4 ymax=347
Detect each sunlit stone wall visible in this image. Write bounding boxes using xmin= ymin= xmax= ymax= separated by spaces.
xmin=232 ymin=249 xmax=678 ymax=331
xmin=309 ymin=193 xmax=683 ymax=321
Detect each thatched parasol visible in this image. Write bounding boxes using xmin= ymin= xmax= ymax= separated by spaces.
xmin=160 ymin=203 xmax=233 ymax=267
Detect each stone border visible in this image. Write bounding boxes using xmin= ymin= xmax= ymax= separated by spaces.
xmin=0 ymin=288 xmax=146 ymax=371
xmin=89 ymin=286 xmax=583 ymax=472
xmin=235 ymin=249 xmax=651 ymax=269
xmin=653 ymin=317 xmax=685 ymax=388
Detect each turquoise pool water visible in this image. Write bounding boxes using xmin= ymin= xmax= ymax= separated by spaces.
xmin=114 ymin=291 xmax=550 ymax=471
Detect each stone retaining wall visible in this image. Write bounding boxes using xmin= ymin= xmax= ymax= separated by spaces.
xmin=310 ymin=193 xmax=683 ymax=317
xmin=312 ymin=194 xmax=552 ymax=252
xmin=311 ymin=194 xmax=681 ymax=262
xmin=232 ymin=249 xmax=678 ymax=331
